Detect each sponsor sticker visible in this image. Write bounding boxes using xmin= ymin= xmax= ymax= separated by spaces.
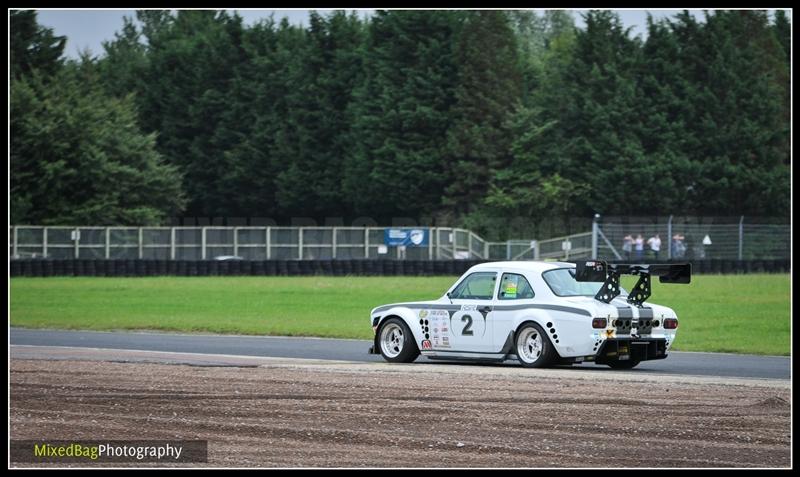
xmin=421 ymin=340 xmax=432 ymax=350
xmin=419 ymin=309 xmax=429 ymax=319
xmin=502 ymin=275 xmax=518 ymax=299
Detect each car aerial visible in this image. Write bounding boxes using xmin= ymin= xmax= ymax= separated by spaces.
xmin=368 ymin=260 xmax=691 ymax=369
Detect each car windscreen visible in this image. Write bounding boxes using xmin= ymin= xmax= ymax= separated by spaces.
xmin=542 ymin=268 xmax=627 ymax=297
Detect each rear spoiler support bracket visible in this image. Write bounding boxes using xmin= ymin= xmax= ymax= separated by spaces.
xmin=595 ymin=270 xmax=621 ymax=304
xmin=626 ymin=273 xmax=651 ymax=307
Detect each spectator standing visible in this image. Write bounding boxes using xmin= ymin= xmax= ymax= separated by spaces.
xmin=671 ymin=234 xmax=686 ymax=259
xmin=647 ymin=234 xmax=662 ymax=260
xmin=634 ymin=234 xmax=645 ymax=260
xmin=622 ymin=235 xmax=633 ymax=261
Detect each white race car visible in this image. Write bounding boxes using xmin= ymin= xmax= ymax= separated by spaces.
xmin=368 ymin=260 xmax=690 ymax=369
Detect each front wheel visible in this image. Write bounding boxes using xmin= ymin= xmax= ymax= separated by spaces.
xmin=515 ymin=323 xmax=557 ymax=368
xmin=378 ymin=318 xmax=420 ymax=363
xmin=607 ymin=359 xmax=641 ymax=369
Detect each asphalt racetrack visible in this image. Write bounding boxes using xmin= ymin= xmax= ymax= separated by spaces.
xmin=10 ymin=328 xmax=789 ymax=380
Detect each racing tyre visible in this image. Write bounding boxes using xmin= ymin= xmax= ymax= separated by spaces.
xmin=515 ymin=322 xmax=557 ymax=368
xmin=378 ymin=318 xmax=420 ymax=363
xmin=607 ymin=359 xmax=641 ymax=369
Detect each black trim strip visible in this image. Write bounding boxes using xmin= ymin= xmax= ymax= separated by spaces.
xmin=493 ymin=304 xmax=592 ymax=316
xmin=372 ymin=303 xmax=462 ymax=313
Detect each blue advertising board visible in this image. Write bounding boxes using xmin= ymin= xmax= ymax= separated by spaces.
xmin=384 ymin=228 xmax=429 ymax=247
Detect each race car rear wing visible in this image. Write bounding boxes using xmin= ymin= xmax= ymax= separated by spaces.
xmin=574 ymin=261 xmax=691 ymax=306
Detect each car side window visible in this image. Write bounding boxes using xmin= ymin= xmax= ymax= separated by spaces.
xmin=449 ymin=272 xmax=497 ymax=300
xmin=498 ymin=273 xmax=535 ymax=300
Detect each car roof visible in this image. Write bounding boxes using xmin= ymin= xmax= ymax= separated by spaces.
xmin=467 ymin=261 xmax=575 ymax=274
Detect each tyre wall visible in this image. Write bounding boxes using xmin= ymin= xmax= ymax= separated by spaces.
xmin=9 ymin=259 xmax=790 ymax=277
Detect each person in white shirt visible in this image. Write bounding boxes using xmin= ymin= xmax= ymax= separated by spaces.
xmin=647 ymin=234 xmax=662 ymax=261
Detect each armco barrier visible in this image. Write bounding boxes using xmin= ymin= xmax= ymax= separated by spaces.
xmin=8 ymin=258 xmax=790 ymax=277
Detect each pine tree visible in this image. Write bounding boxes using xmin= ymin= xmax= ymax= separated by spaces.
xmin=772 ymin=10 xmax=791 ymax=65
xmin=10 ymin=10 xmax=66 ymax=79
xmin=344 ymin=10 xmax=462 ymax=221
xmin=274 ymin=11 xmax=366 ymax=218
xmin=11 ymin=62 xmax=186 ymax=224
xmin=442 ymin=11 xmax=523 ymax=218
xmin=552 ymin=10 xmax=648 ymax=215
xmin=99 ymin=16 xmax=148 ymax=98
xmin=132 ymin=11 xmax=247 ymax=217
xmin=670 ymin=10 xmax=789 ymax=216
xmin=635 ymin=15 xmax=700 ymax=212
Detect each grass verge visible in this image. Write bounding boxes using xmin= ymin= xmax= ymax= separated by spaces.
xmin=10 ymin=274 xmax=789 ymax=355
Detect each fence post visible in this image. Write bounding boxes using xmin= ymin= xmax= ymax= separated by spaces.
xmin=74 ymin=228 xmax=80 ymax=259
xmin=266 ymin=227 xmax=271 ymax=260
xmin=332 ymin=227 xmax=337 ymax=260
xmin=364 ymin=228 xmax=369 ymax=259
xmin=468 ymin=232 xmax=473 ymax=259
xmin=233 ymin=227 xmax=239 ymax=258
xmin=105 ymin=227 xmax=110 ymax=259
xmin=202 ymin=227 xmax=207 ymax=260
xmin=138 ymin=228 xmax=143 ymax=259
xmin=170 ymin=227 xmax=176 ymax=260
xmin=12 ymin=226 xmax=18 ymax=259
xmin=738 ymin=215 xmax=744 ymax=260
xmin=667 ymin=215 xmax=673 ymax=260
xmin=429 ymin=228 xmax=433 ymax=260
xmin=298 ymin=227 xmax=304 ymax=260
xmin=506 ymin=241 xmax=511 ymax=260
xmin=43 ymin=227 xmax=48 ymax=258
xmin=533 ymin=240 xmax=540 ymax=260
xmin=483 ymin=241 xmax=488 ymax=260
xmin=591 ymin=215 xmax=599 ymax=259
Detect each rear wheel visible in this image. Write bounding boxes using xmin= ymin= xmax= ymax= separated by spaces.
xmin=607 ymin=359 xmax=641 ymax=369
xmin=515 ymin=322 xmax=557 ymax=368
xmin=378 ymin=318 xmax=420 ymax=363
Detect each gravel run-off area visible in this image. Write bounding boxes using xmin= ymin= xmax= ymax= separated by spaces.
xmin=10 ymin=352 xmax=791 ymax=468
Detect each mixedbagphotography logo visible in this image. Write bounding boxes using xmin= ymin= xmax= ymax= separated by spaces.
xmin=10 ymin=440 xmax=208 ymax=464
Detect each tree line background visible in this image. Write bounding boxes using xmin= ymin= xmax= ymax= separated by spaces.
xmin=10 ymin=10 xmax=791 ymax=240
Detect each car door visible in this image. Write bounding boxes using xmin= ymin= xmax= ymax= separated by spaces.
xmin=491 ymin=272 xmax=537 ymax=351
xmin=445 ymin=271 xmax=499 ymax=353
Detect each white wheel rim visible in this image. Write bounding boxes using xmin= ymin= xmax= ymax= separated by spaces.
xmin=380 ymin=323 xmax=405 ymax=358
xmin=517 ymin=328 xmax=543 ymax=363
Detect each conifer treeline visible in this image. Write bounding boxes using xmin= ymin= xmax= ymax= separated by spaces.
xmin=10 ymin=10 xmax=791 ymax=238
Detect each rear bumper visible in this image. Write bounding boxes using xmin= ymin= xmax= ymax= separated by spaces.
xmin=595 ymin=338 xmax=668 ymax=364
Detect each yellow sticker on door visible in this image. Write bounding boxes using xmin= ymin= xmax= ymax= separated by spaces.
xmin=503 ymin=276 xmax=518 ymax=299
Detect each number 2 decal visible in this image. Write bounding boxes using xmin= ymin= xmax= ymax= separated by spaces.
xmin=461 ymin=314 xmax=474 ymax=336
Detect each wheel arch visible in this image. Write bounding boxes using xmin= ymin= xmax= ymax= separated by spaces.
xmin=374 ymin=311 xmax=422 ymax=352
xmin=513 ymin=316 xmax=561 ymax=358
